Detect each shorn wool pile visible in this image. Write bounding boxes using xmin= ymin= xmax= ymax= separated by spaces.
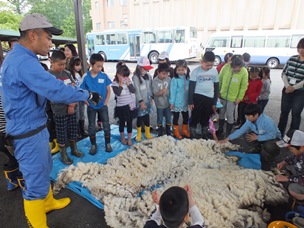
xmin=54 ymin=136 xmax=288 ymax=228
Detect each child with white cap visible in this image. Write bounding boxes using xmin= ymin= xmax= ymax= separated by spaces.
xmin=276 ymin=130 xmax=304 ymax=205
xmin=132 ymin=56 xmax=154 ymax=141
xmin=153 ymin=51 xmax=174 ymax=79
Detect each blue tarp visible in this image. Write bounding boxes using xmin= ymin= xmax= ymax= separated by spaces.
xmin=225 ymin=151 xmax=261 ymax=170
xmin=50 ymin=128 xmax=261 ymax=209
xmin=50 ymin=125 xmax=138 ymax=209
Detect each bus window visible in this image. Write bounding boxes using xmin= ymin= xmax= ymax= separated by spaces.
xmin=117 ymin=33 xmax=127 ymax=45
xmin=207 ymin=37 xmax=229 ymax=48
xmin=158 ymin=30 xmax=172 ymax=43
xmin=143 ymin=31 xmax=156 ymax=43
xmin=266 ymin=36 xmax=290 ymax=48
xmin=190 ymin=27 xmax=197 ymax=38
xmin=96 ymin=35 xmax=105 ymax=45
xmin=244 ymin=36 xmax=265 ymax=48
xmin=291 ymin=34 xmax=304 ymax=48
xmin=175 ymin=29 xmax=185 ymax=43
xmin=106 ymin=34 xmax=116 ymax=45
xmin=231 ymin=36 xmax=243 ymax=48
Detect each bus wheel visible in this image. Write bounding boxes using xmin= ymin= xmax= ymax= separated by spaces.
xmin=148 ymin=51 xmax=159 ymax=64
xmin=98 ymin=51 xmax=107 ymax=61
xmin=266 ymin=58 xmax=279 ymax=69
xmin=214 ymin=56 xmax=221 ymax=66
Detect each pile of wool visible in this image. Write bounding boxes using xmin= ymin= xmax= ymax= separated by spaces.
xmin=54 ymin=136 xmax=288 ymax=228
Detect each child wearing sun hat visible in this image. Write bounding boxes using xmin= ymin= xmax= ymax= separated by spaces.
xmin=276 ymin=130 xmax=304 ymax=205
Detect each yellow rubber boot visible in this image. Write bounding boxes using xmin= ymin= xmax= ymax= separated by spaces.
xmin=135 ymin=127 xmax=142 ymax=142
xmin=144 ymin=126 xmax=153 ymax=139
xmin=24 ymin=199 xmax=48 ymax=228
xmin=45 ymin=186 xmax=70 ymax=213
xmin=51 ymin=139 xmax=59 ymax=154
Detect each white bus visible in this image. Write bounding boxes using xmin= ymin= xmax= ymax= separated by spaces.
xmin=204 ymin=30 xmax=304 ymax=68
xmin=87 ymin=27 xmax=198 ymax=64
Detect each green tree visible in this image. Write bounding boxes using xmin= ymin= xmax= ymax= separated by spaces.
xmin=0 ymin=10 xmax=22 ymax=30
xmin=27 ymin=0 xmax=92 ymax=38
xmin=6 ymin=0 xmax=29 ymax=14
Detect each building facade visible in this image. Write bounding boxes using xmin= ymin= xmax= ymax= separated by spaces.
xmin=90 ymin=0 xmax=304 ymax=45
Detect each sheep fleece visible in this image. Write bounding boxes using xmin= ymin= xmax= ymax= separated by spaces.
xmin=54 ymin=136 xmax=288 ymax=228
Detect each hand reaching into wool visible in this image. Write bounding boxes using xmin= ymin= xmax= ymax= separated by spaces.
xmin=152 ymin=190 xmax=160 ymax=205
xmin=277 ymin=161 xmax=287 ymax=170
xmin=246 ymin=133 xmax=258 ymax=142
xmin=275 ymin=174 xmax=289 ymax=182
xmin=184 ymin=185 xmax=196 ymax=208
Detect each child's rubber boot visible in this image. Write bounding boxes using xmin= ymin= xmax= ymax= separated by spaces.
xmin=69 ymin=140 xmax=84 ymax=157
xmin=51 ymin=139 xmax=60 ymax=154
xmin=136 ymin=127 xmax=142 ymax=142
xmin=59 ymin=145 xmax=72 ymax=165
xmin=89 ymin=136 xmax=97 ymax=155
xmin=157 ymin=125 xmax=163 ymax=137
xmin=24 ymin=199 xmax=48 ymax=228
xmin=45 ymin=186 xmax=70 ymax=213
xmin=181 ymin=124 xmax=190 ymax=138
xmin=165 ymin=124 xmax=172 ymax=136
xmin=173 ymin=125 xmax=182 ymax=139
xmin=3 ymin=164 xmax=19 ymax=190
xmin=144 ymin=126 xmax=153 ymax=139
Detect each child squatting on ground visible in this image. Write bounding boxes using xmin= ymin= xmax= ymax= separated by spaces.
xmin=144 ymin=185 xmax=206 ymax=228
xmin=218 ymin=103 xmax=281 ymax=170
xmin=276 ymin=130 xmax=304 ymax=205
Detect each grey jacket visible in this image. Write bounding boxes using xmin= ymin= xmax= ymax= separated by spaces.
xmin=50 ymin=70 xmax=76 ymax=115
xmin=152 ymin=76 xmax=171 ymax=109
xmin=132 ymin=73 xmax=153 ymax=105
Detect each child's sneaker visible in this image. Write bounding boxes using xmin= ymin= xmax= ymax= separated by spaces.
xmin=105 ymin=143 xmax=112 ymax=152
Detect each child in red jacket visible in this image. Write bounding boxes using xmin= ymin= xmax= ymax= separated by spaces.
xmin=236 ymin=66 xmax=262 ymax=129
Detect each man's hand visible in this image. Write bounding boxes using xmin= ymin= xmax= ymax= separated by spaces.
xmin=246 ymin=133 xmax=258 ymax=142
xmin=89 ymin=92 xmax=102 ymax=106
xmin=189 ymin=104 xmax=194 ymax=111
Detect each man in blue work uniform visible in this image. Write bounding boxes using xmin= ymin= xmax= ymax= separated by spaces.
xmin=1 ymin=13 xmax=101 ymax=227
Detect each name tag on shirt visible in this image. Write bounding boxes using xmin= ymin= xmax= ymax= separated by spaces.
xmin=140 ymin=85 xmax=146 ymax=90
xmin=98 ymin=79 xmax=105 ymax=83
xmin=232 ymin=78 xmax=239 ymax=83
xmin=63 ymin=79 xmax=72 ymax=85
xmin=289 ymin=78 xmax=297 ymax=85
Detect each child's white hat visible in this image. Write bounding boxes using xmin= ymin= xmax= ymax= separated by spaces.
xmin=137 ymin=56 xmax=153 ymax=70
xmin=158 ymin=51 xmax=169 ymax=60
xmin=277 ymin=130 xmax=304 ymax=147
